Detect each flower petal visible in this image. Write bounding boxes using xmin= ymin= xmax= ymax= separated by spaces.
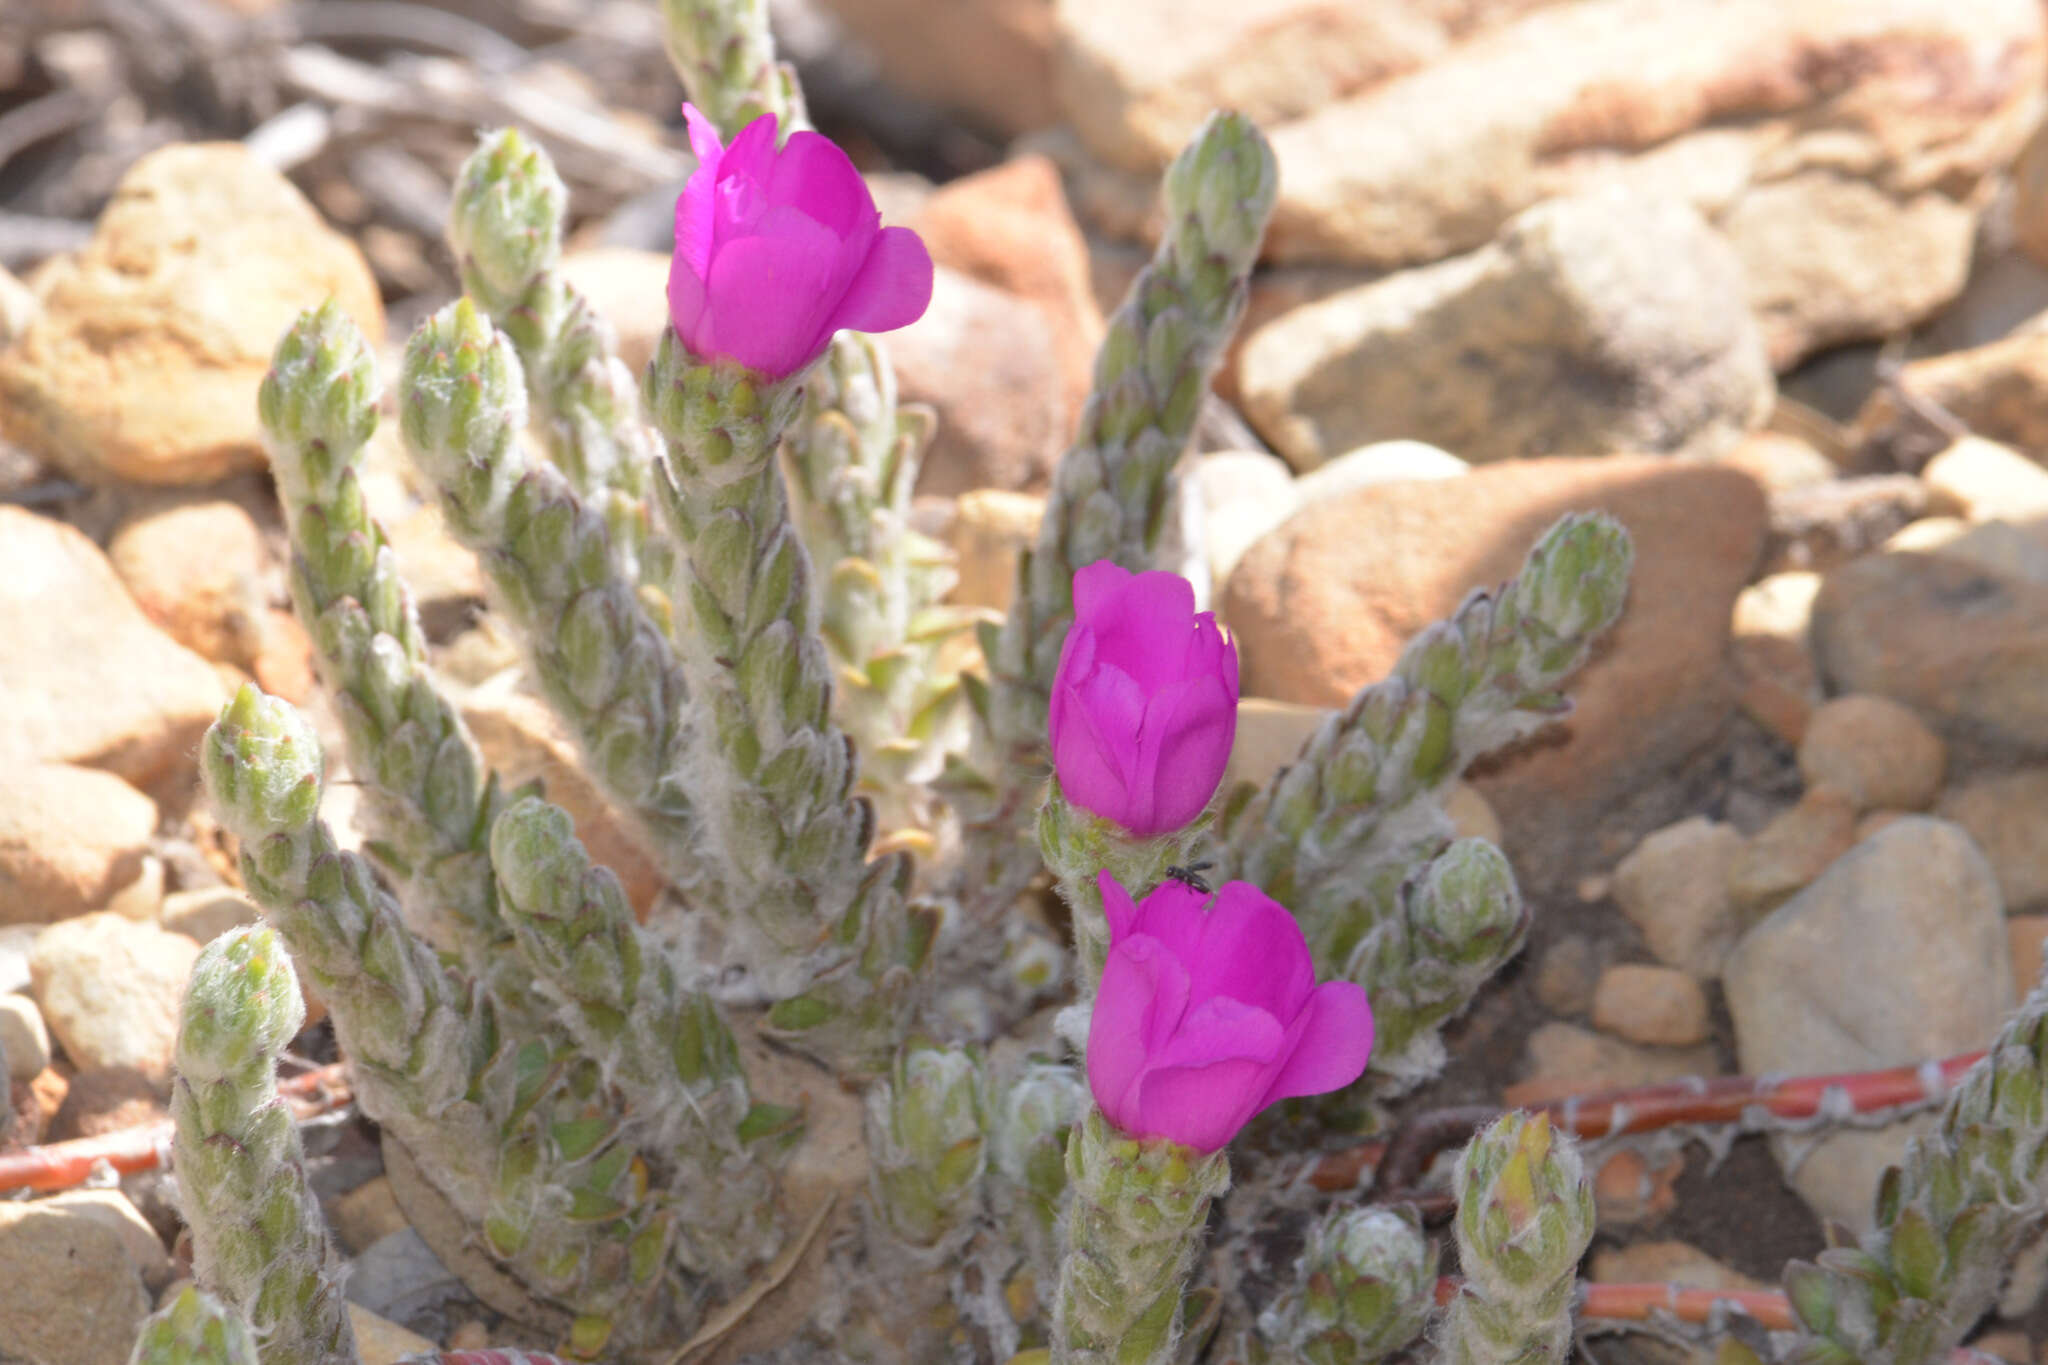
xmin=1180 ymin=880 xmax=1315 ymax=1022
xmin=1257 ymin=981 xmax=1375 ymax=1108
xmin=699 ymin=213 xmax=842 ymax=378
xmin=1153 ymin=995 xmax=1284 ymax=1071
xmin=1089 ymin=935 xmax=1191 ymax=1131
xmin=1072 ymin=560 xmax=1134 ymax=624
xmin=666 ymin=231 xmax=710 ymax=353
xmin=765 ymin=129 xmax=878 ymax=240
xmin=1097 ymin=870 xmax=1140 ymax=944
xmin=1124 ymin=878 xmax=1214 ymax=968
xmin=1124 ymin=674 xmax=1236 ymax=835
xmin=828 ymin=226 xmax=934 ymax=337
xmin=720 ymin=112 xmax=779 ymax=186
xmin=1088 ymin=571 xmax=1200 ymax=695
xmin=1051 ymin=670 xmax=1138 ymax=827
xmin=1132 ymin=1058 xmax=1271 ymax=1153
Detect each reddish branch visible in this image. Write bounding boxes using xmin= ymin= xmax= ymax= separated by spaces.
xmin=0 ymin=1061 xmax=352 ymax=1194
xmin=1311 ymin=1049 xmax=1987 ymax=1194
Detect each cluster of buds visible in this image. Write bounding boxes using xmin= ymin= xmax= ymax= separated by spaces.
xmin=1255 ymin=1206 xmax=1436 ymax=1364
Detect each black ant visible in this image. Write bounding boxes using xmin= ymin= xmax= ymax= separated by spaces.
xmin=1165 ymin=860 xmax=1214 ymax=895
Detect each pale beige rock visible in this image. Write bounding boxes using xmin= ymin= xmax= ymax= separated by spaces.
xmin=1922 ymin=436 xmax=2048 ymax=522
xmin=0 ymin=993 xmax=50 ymax=1080
xmin=460 ymin=690 xmax=665 ymax=920
xmin=0 ymin=763 xmax=158 ymax=926
xmin=1442 ymin=781 xmax=1502 ymax=846
xmin=817 ymin=0 xmax=1058 ymax=137
xmin=333 ymin=1175 xmax=410 ymax=1255
xmin=1198 ymin=451 xmax=1298 ymax=591
xmin=1920 ymin=521 xmax=2048 ymax=587
xmin=1728 ymin=785 xmax=1858 ymax=913
xmin=1223 ymin=697 xmax=1328 ymax=793
xmin=1717 ymin=431 xmax=1838 ymax=492
xmin=0 ymin=143 xmax=383 ymax=484
xmin=1732 ymin=571 xmax=1821 ymax=640
xmin=2010 ymin=914 xmax=2048 ymax=999
xmin=1588 ymin=1240 xmax=1764 ymax=1292
xmin=1724 ymin=816 xmax=2011 ymax=1234
xmin=0 ymin=1195 xmax=151 ymax=1365
xmin=0 ymin=506 xmax=227 ymax=786
xmin=1290 ymin=440 xmax=1468 ymax=502
xmin=1613 ymin=816 xmax=1747 ymax=978
xmin=1255 ymin=0 xmax=2041 ymax=365
xmin=38 ymin=1190 xmax=171 ymax=1290
xmin=1224 ymin=457 xmax=1767 ymax=887
xmin=1855 ymin=330 xmax=2048 ymax=470
xmin=913 ymin=154 xmax=1103 ymax=428
xmin=158 ymin=887 xmax=260 ymax=944
xmin=103 ymin=855 xmax=164 ymax=923
xmin=348 ymin=1303 xmax=437 ymax=1365
xmin=941 ymin=489 xmax=1045 ymax=612
xmin=1054 ymin=0 xmax=1559 ymax=172
xmin=1937 ymin=769 xmax=2048 ymax=912
xmin=0 ymin=263 xmax=38 ymax=348
xmin=1811 ymin=550 xmax=2048 ymax=757
xmin=1797 ymin=695 xmax=1946 ymax=812
xmin=899 ymin=266 xmax=1069 ymax=495
xmin=1885 ymin=516 xmax=1969 ymax=555
xmin=1591 ymin=963 xmax=1710 ymax=1047
xmin=1240 ymin=188 xmax=1772 ymax=470
xmin=29 ymin=912 xmax=201 ymax=1087
xmin=1504 ymin=1020 xmax=1719 ymax=1107
xmin=108 ymin=496 xmax=270 ymax=667
xmin=558 ymin=247 xmax=667 ymax=374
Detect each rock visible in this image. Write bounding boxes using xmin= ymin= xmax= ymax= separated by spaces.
xmin=940 ymin=488 xmax=1045 ymax=612
xmin=1223 ymin=697 xmax=1326 ymax=793
xmin=817 ymin=0 xmax=1057 ymax=137
xmin=345 ymin=1227 xmax=468 ymax=1325
xmin=0 ymin=507 xmax=227 ymax=787
xmin=107 ymin=495 xmax=271 ymax=668
xmin=1052 ymin=0 xmax=1552 ymax=173
xmin=1810 ymin=550 xmax=2048 ymax=758
xmin=0 ymin=763 xmax=158 ymax=925
xmin=1503 ymin=1021 xmax=1719 ymax=1108
xmin=0 ymin=993 xmax=51 ymax=1080
xmin=1240 ymin=187 xmax=1772 ymax=470
xmin=1591 ymin=964 xmax=1710 ymax=1047
xmin=0 ymin=143 xmax=383 ymax=484
xmin=1589 ymin=1147 xmax=1685 ymax=1229
xmin=0 ymin=1194 xmax=152 ymax=1365
xmin=1797 ymin=695 xmax=1946 ymax=812
xmin=103 ymin=854 xmax=164 ymax=923
xmin=1723 ymin=816 xmax=2011 ymax=1233
xmin=900 ymin=266 xmax=1071 ymax=495
xmin=1255 ymin=0 xmax=2041 ymax=366
xmin=1533 ymin=934 xmax=1601 ymax=1016
xmin=36 ymin=1190 xmax=170 ymax=1290
xmin=332 ymin=1175 xmax=410 ymax=1255
xmin=1442 ymin=781 xmax=1503 ymax=847
xmin=348 ymin=1303 xmax=438 ymax=1365
xmin=1728 ymin=785 xmax=1858 ymax=914
xmin=1613 ymin=817 xmax=1747 ymax=979
xmin=913 ymin=155 xmax=1103 ymax=425
xmin=1922 ymin=436 xmax=2048 ymax=523
xmin=0 ymin=924 xmax=35 ymax=994
xmin=0 ymin=262 xmax=38 ymax=348
xmin=1224 ymin=457 xmax=1766 ymax=887
xmin=1732 ymin=571 xmax=1822 ymax=641
xmin=460 ymin=691 xmax=664 ymax=921
xmin=1732 ymin=633 xmax=1818 ymax=748
xmin=1588 ymin=1240 xmax=1764 ymax=1293
xmin=158 ymin=887 xmax=260 ymax=944
xmin=1853 ymin=330 xmax=2048 ymax=472
xmin=1290 ymin=440 xmax=1467 ymax=502
xmin=2011 ymin=914 xmax=2048 ymax=998
xmin=1199 ymin=451 xmax=1298 ymax=590
xmin=558 ymin=246 xmax=668 ymax=375
xmin=1937 ymin=769 xmax=2048 ymax=912
xmin=29 ymin=912 xmax=200 ymax=1087
xmin=50 ymin=1065 xmax=166 ymax=1141
xmin=1762 ymin=474 xmax=1935 ymax=575
xmin=1717 ymin=430 xmax=1839 ymax=492
xmin=1910 ymin=520 xmax=2048 ymax=587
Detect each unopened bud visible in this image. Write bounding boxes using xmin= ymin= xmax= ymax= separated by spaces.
xmin=128 ymin=1289 xmax=260 ymax=1365
xmin=449 ymin=127 xmax=567 ymax=314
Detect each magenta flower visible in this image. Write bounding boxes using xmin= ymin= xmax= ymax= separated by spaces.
xmin=667 ymin=105 xmax=933 ymax=380
xmin=1047 ymin=561 xmax=1239 ymax=837
xmin=1087 ymin=873 xmax=1373 ymax=1152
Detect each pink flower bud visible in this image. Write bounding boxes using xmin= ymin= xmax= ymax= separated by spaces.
xmin=1047 ymin=561 xmax=1240 ymax=837
xmin=667 ymin=105 xmax=934 ymax=380
xmin=1087 ymin=872 xmax=1373 ymax=1153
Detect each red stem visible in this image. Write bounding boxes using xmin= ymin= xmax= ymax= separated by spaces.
xmin=0 ymin=1062 xmax=352 ymax=1194
xmin=1312 ymin=1049 xmax=1986 ymax=1193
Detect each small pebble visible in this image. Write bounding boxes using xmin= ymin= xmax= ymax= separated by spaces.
xmin=1797 ymin=694 xmax=1946 ymax=811
xmin=1612 ymin=816 xmax=1746 ymax=978
xmin=446 ymin=1320 xmax=491 ymax=1351
xmin=1533 ymin=935 xmax=1601 ymax=1016
xmin=0 ymin=994 xmax=51 ymax=1081
xmin=1728 ymin=785 xmax=1858 ymax=914
xmin=1591 ymin=963 xmax=1711 ymax=1047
